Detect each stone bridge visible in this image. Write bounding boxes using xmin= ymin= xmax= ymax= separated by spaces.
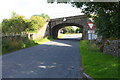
xmin=46 ymin=15 xmax=92 ymax=39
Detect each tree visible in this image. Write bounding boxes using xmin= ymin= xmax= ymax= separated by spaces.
xmin=2 ymin=12 xmax=32 ymax=34
xmin=75 ymin=28 xmax=83 ymax=33
xmin=33 ymin=13 xmax=50 ymax=21
xmin=39 ymin=13 xmax=50 ymax=20
xmin=49 ymin=2 xmax=120 ymax=39
xmin=62 ymin=26 xmax=75 ymax=33
xmin=0 ymin=23 xmax=2 ymax=33
xmin=2 ymin=12 xmax=47 ymax=34
xmin=72 ymin=2 xmax=120 ymax=39
xmin=30 ymin=16 xmax=46 ymax=32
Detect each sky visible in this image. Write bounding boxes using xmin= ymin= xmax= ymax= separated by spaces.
xmin=0 ymin=0 xmax=84 ymax=22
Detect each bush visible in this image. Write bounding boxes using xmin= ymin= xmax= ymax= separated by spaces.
xmin=2 ymin=37 xmax=38 ymax=54
xmin=75 ymin=28 xmax=83 ymax=33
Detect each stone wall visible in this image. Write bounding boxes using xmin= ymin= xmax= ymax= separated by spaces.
xmin=103 ymin=40 xmax=120 ymax=57
xmin=2 ymin=34 xmax=28 ymax=39
xmin=29 ymin=22 xmax=49 ymax=40
xmin=2 ymin=22 xmax=49 ymax=40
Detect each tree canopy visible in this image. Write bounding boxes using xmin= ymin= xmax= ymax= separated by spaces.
xmin=30 ymin=16 xmax=46 ymax=32
xmin=33 ymin=13 xmax=50 ymax=21
xmin=61 ymin=26 xmax=75 ymax=33
xmin=49 ymin=2 xmax=120 ymax=39
xmin=2 ymin=13 xmax=31 ymax=34
xmin=72 ymin=2 xmax=120 ymax=39
xmin=75 ymin=27 xmax=83 ymax=33
xmin=2 ymin=12 xmax=47 ymax=34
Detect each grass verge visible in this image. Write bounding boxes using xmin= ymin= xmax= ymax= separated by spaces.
xmin=2 ymin=37 xmax=53 ymax=55
xmin=34 ymin=37 xmax=54 ymax=44
xmin=80 ymin=40 xmax=120 ymax=79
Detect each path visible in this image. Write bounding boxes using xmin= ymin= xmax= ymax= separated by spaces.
xmin=2 ymin=34 xmax=84 ymax=79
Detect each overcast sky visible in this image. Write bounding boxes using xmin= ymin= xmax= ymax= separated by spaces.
xmin=0 ymin=0 xmax=84 ymax=22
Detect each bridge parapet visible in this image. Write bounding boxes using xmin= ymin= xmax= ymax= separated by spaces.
xmin=50 ymin=15 xmax=88 ymax=28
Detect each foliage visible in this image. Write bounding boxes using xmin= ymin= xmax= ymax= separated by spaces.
xmin=2 ymin=12 xmax=32 ymax=34
xmin=72 ymin=2 xmax=120 ymax=39
xmin=62 ymin=26 xmax=75 ymax=33
xmin=33 ymin=13 xmax=50 ymax=21
xmin=49 ymin=2 xmax=119 ymax=38
xmin=1 ymin=12 xmax=50 ymax=55
xmin=34 ymin=37 xmax=53 ymax=44
xmin=2 ymin=37 xmax=54 ymax=55
xmin=93 ymin=10 xmax=120 ymax=39
xmin=30 ymin=16 xmax=46 ymax=32
xmin=0 ymin=23 xmax=2 ymax=32
xmin=2 ymin=37 xmax=37 ymax=54
xmin=75 ymin=28 xmax=83 ymax=33
xmin=39 ymin=13 xmax=50 ymax=20
xmin=2 ymin=12 xmax=47 ymax=34
xmin=80 ymin=40 xmax=120 ymax=79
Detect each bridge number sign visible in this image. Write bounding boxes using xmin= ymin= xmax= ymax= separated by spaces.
xmin=87 ymin=23 xmax=94 ymax=30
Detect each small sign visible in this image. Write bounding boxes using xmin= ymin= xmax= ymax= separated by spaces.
xmin=88 ymin=30 xmax=95 ymax=33
xmin=88 ymin=23 xmax=94 ymax=30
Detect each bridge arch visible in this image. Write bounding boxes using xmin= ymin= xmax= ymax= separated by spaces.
xmin=51 ymin=23 xmax=84 ymax=39
xmin=47 ymin=15 xmax=91 ymax=40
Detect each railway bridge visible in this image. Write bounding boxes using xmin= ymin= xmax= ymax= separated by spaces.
xmin=46 ymin=15 xmax=93 ymax=39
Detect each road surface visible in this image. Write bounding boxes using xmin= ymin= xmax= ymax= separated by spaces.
xmin=2 ymin=34 xmax=84 ymax=78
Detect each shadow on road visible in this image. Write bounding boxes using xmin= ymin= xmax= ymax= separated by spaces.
xmin=2 ymin=37 xmax=84 ymax=78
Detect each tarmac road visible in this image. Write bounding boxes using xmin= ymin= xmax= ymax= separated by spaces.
xmin=2 ymin=34 xmax=84 ymax=78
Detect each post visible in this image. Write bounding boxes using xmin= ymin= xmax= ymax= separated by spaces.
xmin=90 ymin=33 xmax=92 ymax=44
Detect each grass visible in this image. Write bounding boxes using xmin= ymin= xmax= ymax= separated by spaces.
xmin=58 ymin=33 xmax=66 ymax=38
xmin=2 ymin=37 xmax=53 ymax=55
xmin=34 ymin=37 xmax=54 ymax=44
xmin=80 ymin=40 xmax=120 ymax=79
